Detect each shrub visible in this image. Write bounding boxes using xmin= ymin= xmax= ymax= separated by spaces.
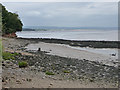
xmin=18 ymin=61 xmax=28 ymax=68
xmin=45 ymin=71 xmax=55 ymax=75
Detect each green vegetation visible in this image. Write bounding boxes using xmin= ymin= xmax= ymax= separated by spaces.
xmin=14 ymin=52 xmax=20 ymax=56
xmin=1 ymin=4 xmax=23 ymax=35
xmin=2 ymin=51 xmax=20 ymax=60
xmin=0 ymin=12 xmax=1 ymax=26
xmin=18 ymin=61 xmax=28 ymax=68
xmin=2 ymin=52 xmax=15 ymax=60
xmin=45 ymin=71 xmax=55 ymax=75
xmin=63 ymin=70 xmax=70 ymax=73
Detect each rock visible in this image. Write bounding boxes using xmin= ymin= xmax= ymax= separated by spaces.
xmin=11 ymin=76 xmax=15 ymax=79
xmin=2 ymin=77 xmax=8 ymax=82
xmin=5 ymin=60 xmax=11 ymax=64
xmin=59 ymin=78 xmax=62 ymax=81
xmin=2 ymin=78 xmax=5 ymax=82
xmin=16 ymin=79 xmax=21 ymax=83
xmin=16 ymin=79 xmax=21 ymax=84
xmin=26 ymin=78 xmax=32 ymax=82
xmin=53 ymin=78 xmax=57 ymax=80
xmin=42 ymin=77 xmax=45 ymax=79
xmin=50 ymin=83 xmax=53 ymax=86
xmin=3 ymin=82 xmax=7 ymax=85
xmin=48 ymin=85 xmax=51 ymax=88
xmin=8 ymin=78 xmax=11 ymax=81
xmin=111 ymin=53 xmax=116 ymax=56
xmin=3 ymin=32 xmax=17 ymax=38
xmin=2 ymin=63 xmax=5 ymax=66
xmin=12 ymin=67 xmax=17 ymax=69
xmin=38 ymin=48 xmax=41 ymax=51
xmin=89 ymin=78 xmax=94 ymax=82
xmin=3 ymin=61 xmax=14 ymax=68
xmin=4 ymin=87 xmax=10 ymax=89
xmin=22 ymin=78 xmax=26 ymax=81
xmin=81 ymin=69 xmax=85 ymax=73
xmin=16 ymin=82 xmax=22 ymax=84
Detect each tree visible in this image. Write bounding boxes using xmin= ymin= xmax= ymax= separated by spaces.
xmin=1 ymin=4 xmax=23 ymax=35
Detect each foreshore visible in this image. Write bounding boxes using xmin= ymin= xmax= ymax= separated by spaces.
xmin=18 ymin=38 xmax=119 ymax=48
xmin=2 ymin=37 xmax=118 ymax=88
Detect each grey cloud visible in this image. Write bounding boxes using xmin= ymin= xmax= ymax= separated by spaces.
xmin=2 ymin=2 xmax=118 ymax=27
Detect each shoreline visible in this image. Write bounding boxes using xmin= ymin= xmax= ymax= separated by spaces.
xmin=2 ymin=37 xmax=118 ymax=88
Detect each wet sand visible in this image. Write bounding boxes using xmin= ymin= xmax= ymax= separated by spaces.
xmin=26 ymin=42 xmax=117 ymax=66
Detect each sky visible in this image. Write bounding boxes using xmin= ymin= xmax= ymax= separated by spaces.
xmin=2 ymin=2 xmax=118 ymax=27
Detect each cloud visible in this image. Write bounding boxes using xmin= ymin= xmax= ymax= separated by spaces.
xmin=2 ymin=2 xmax=118 ymax=27
xmin=25 ymin=11 xmax=41 ymax=16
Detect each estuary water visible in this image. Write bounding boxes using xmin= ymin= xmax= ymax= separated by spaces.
xmin=16 ymin=29 xmax=118 ymax=41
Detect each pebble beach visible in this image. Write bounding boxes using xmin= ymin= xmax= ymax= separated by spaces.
xmin=2 ymin=37 xmax=119 ymax=88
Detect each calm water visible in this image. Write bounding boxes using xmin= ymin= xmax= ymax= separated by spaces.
xmin=16 ymin=29 xmax=118 ymax=41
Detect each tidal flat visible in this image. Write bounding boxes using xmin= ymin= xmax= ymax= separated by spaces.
xmin=2 ymin=37 xmax=119 ymax=88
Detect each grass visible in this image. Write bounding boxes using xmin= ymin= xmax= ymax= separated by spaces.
xmin=45 ymin=71 xmax=55 ymax=75
xmin=2 ymin=52 xmax=15 ymax=60
xmin=2 ymin=51 xmax=20 ymax=60
xmin=14 ymin=52 xmax=20 ymax=56
xmin=63 ymin=70 xmax=70 ymax=73
xmin=18 ymin=61 xmax=28 ymax=68
xmin=1 ymin=38 xmax=20 ymax=61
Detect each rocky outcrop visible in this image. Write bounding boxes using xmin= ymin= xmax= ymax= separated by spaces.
xmin=3 ymin=33 xmax=17 ymax=38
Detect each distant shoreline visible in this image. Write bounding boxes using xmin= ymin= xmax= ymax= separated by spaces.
xmin=22 ymin=26 xmax=118 ymax=30
xmin=17 ymin=37 xmax=120 ymax=49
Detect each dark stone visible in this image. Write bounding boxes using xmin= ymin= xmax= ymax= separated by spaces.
xmin=38 ymin=48 xmax=41 ymax=51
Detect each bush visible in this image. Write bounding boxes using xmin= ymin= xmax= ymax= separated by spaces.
xmin=45 ymin=71 xmax=55 ymax=75
xmin=18 ymin=61 xmax=28 ymax=68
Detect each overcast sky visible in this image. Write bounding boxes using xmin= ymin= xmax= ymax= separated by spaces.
xmin=2 ymin=2 xmax=118 ymax=27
